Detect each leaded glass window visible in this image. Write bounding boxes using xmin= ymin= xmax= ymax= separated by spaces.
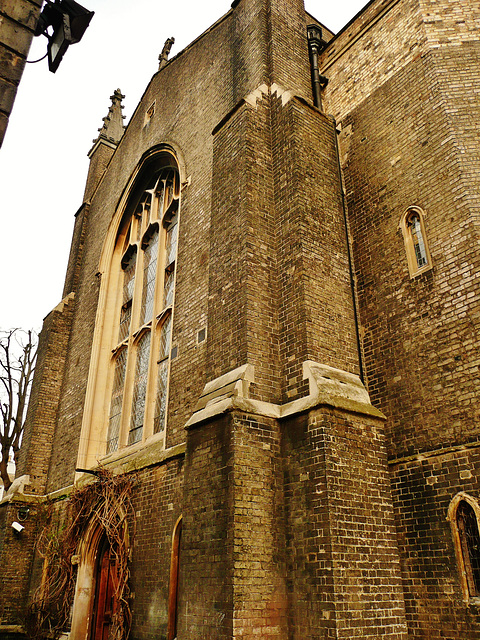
xmin=408 ymin=213 xmax=427 ymax=269
xmin=107 ymin=348 xmax=127 ymax=454
xmin=140 ymin=227 xmax=159 ymax=326
xmin=154 ymin=314 xmax=172 ymax=434
xmin=106 ymin=160 xmax=180 ymax=455
xmin=119 ymin=249 xmax=136 ymax=343
xmin=400 ymin=206 xmax=432 ymax=277
xmin=129 ymin=332 xmax=151 ymax=445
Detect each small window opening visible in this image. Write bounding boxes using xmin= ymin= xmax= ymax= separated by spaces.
xmin=399 ymin=206 xmax=432 ymax=277
xmin=197 ymin=328 xmax=206 ymax=344
xmin=407 ymin=213 xmax=427 ymax=269
xmin=144 ymin=101 xmax=156 ymax=126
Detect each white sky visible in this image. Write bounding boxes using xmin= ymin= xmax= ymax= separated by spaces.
xmin=0 ymin=0 xmax=367 ymax=332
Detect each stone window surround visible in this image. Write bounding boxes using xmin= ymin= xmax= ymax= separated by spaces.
xmin=447 ymin=491 xmax=480 ymax=604
xmin=399 ymin=205 xmax=432 ymax=278
xmin=76 ymin=145 xmax=186 ymax=473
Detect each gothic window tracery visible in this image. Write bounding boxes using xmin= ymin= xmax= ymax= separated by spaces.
xmin=105 ymin=162 xmax=180 ymax=455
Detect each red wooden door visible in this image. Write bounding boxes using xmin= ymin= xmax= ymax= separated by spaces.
xmin=91 ymin=537 xmax=118 ymax=640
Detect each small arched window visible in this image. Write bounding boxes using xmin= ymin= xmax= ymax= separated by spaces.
xmin=448 ymin=493 xmax=480 ymax=600
xmin=399 ymin=206 xmax=432 ymax=277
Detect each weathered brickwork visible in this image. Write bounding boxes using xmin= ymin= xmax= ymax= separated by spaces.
xmin=271 ymin=96 xmax=360 ymax=400
xmin=327 ymin=11 xmax=480 ymax=460
xmin=391 ymin=446 xmax=480 ymax=638
xmin=210 ymin=96 xmax=281 ymax=402
xmin=2 ymin=0 xmax=480 ymax=638
xmin=283 ymin=407 xmax=407 ymax=639
xmin=62 ymin=204 xmax=90 ymax=300
xmin=129 ymin=457 xmax=184 ymax=640
xmin=336 ymin=51 xmax=479 ymax=459
xmin=16 ymin=294 xmax=75 ymax=494
xmin=320 ymin=0 xmax=480 ymax=637
xmin=182 ymin=412 xmax=287 ymax=640
xmin=181 ymin=415 xmax=234 ymax=639
xmin=0 ymin=501 xmax=41 ymax=626
xmin=320 ymin=0 xmax=429 ymax=124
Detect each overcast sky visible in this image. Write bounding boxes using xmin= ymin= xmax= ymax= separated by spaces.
xmin=0 ymin=0 xmax=367 ymax=332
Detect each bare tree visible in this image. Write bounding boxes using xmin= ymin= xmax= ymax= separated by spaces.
xmin=0 ymin=329 xmax=38 ymax=492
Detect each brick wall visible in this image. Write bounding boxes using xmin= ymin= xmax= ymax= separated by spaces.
xmin=319 ymin=0 xmax=480 ymax=636
xmin=209 ymin=95 xmax=281 ymax=402
xmin=283 ymin=407 xmax=408 ymax=639
xmin=17 ymin=295 xmax=75 ymax=495
xmin=181 ymin=415 xmax=234 ymax=639
xmin=182 ymin=412 xmax=288 ymax=640
xmin=0 ymin=502 xmax=41 ymax=626
xmin=271 ymin=96 xmax=360 ymax=401
xmin=327 ymin=12 xmax=480 ymax=460
xmin=391 ymin=446 xmax=480 ymax=638
xmin=129 ymin=457 xmax=184 ymax=640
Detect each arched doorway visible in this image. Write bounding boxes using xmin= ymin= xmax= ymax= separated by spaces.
xmin=90 ymin=534 xmax=119 ymax=640
xmin=70 ymin=516 xmax=128 ymax=640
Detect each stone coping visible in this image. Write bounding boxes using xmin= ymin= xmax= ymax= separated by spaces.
xmin=186 ymin=360 xmax=385 ymax=429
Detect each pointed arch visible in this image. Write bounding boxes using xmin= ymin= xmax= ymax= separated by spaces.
xmin=77 ymin=146 xmax=183 ymax=470
xmin=167 ymin=516 xmax=183 ymax=640
xmin=69 ymin=501 xmax=131 ymax=640
xmin=447 ymin=492 xmax=480 ymax=600
xmin=69 ymin=518 xmax=108 ymax=640
xmin=399 ymin=205 xmax=432 ymax=277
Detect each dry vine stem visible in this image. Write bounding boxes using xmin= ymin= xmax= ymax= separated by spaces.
xmin=27 ymin=469 xmax=136 ymax=640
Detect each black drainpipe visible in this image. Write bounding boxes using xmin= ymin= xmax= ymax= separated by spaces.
xmin=330 ymin=116 xmax=366 ymax=384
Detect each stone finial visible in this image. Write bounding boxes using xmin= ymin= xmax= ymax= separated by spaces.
xmin=158 ymin=37 xmax=175 ymax=70
xmin=93 ymin=88 xmax=126 ymax=146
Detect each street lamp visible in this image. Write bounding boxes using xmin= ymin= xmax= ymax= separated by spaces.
xmin=307 ymin=24 xmax=329 ymax=110
xmin=34 ymin=0 xmax=94 ymax=73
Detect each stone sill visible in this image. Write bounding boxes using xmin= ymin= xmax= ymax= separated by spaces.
xmin=77 ymin=439 xmax=186 ymax=482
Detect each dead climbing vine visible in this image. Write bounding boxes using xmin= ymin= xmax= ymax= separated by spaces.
xmin=26 ymin=468 xmax=136 ymax=640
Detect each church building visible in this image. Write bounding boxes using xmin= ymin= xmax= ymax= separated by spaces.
xmin=1 ymin=0 xmax=480 ymax=638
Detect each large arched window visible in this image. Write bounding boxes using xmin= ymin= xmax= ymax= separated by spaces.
xmin=399 ymin=206 xmax=432 ymax=277
xmin=77 ymin=149 xmax=181 ymax=468
xmin=448 ymin=493 xmax=480 ymax=600
xmin=106 ymin=163 xmax=179 ymax=454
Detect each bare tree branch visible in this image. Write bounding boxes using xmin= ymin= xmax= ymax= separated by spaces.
xmin=0 ymin=329 xmax=38 ymax=492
